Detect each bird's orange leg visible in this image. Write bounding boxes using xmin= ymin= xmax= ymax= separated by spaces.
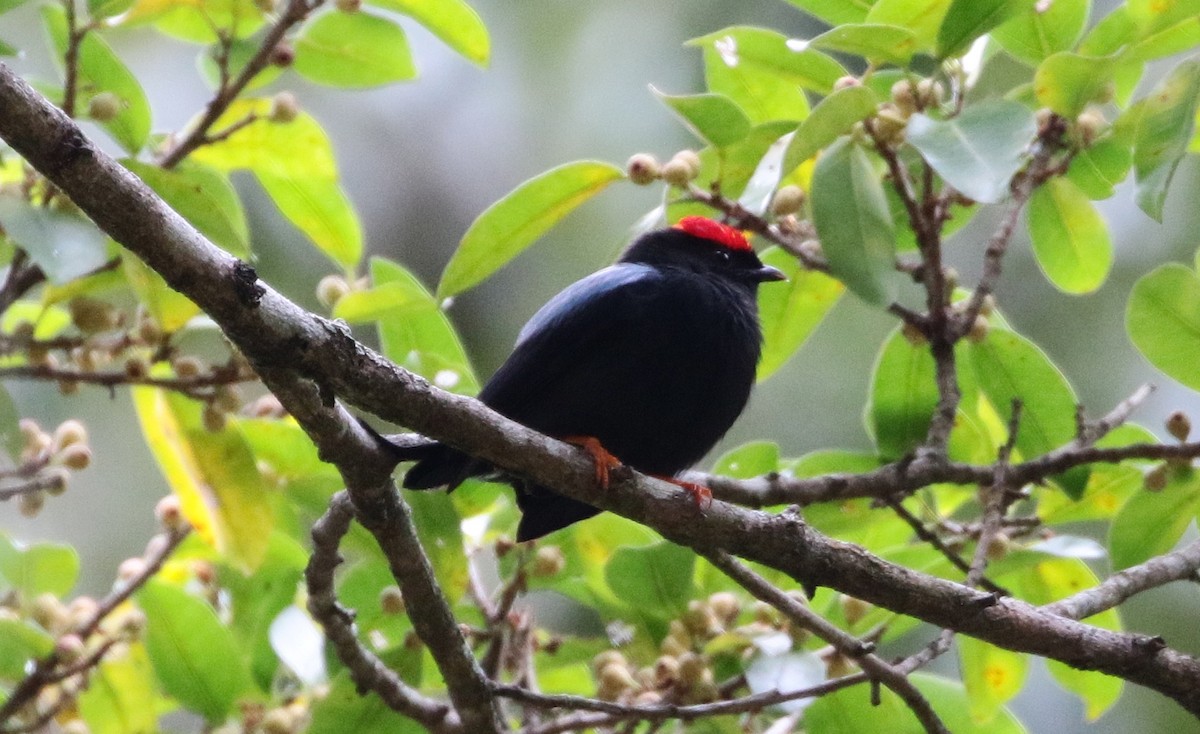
xmin=651 ymin=475 xmax=712 ymax=510
xmin=562 ymin=435 xmax=623 ymax=489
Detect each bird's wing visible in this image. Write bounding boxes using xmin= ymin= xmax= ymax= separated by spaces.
xmin=479 ymin=263 xmax=664 ymax=423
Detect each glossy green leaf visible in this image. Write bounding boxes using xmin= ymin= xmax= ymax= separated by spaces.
xmin=991 ymin=0 xmax=1088 ymax=65
xmin=133 ymin=388 xmax=275 ymax=570
xmin=782 ymin=0 xmax=871 ymax=25
xmin=123 ymin=255 xmax=200 ymax=332
xmin=1079 ymin=6 xmax=1136 ymax=55
xmin=653 ymin=88 xmax=753 ymax=147
xmin=369 ymin=258 xmax=479 ymax=395
xmin=864 ymin=0 xmax=953 ymax=51
xmin=968 ymin=328 xmax=1077 ymax=459
xmin=408 ymin=489 xmax=468 ymax=604
xmin=698 ymin=31 xmax=808 ymax=124
xmin=0 ymin=384 xmax=20 ymax=460
xmin=782 ymin=85 xmax=878 ymax=173
xmin=809 ymin=23 xmax=919 ymax=66
xmin=257 ymin=173 xmax=363 ymax=269
xmin=711 ymin=441 xmax=779 ymax=479
xmin=438 ymin=160 xmax=623 ymax=297
xmin=868 ymin=327 xmax=938 ymax=459
xmin=1127 ymin=0 xmax=1200 ymax=35
xmin=294 ymin=10 xmax=415 ymax=88
xmin=1048 ymin=655 xmax=1123 ymax=721
xmin=190 ymin=99 xmax=337 ymax=180
xmin=1110 ymin=467 xmax=1200 ymax=569
xmin=690 ymin=26 xmax=847 ymax=97
xmin=123 ymin=160 xmax=249 ymax=258
xmin=1033 ymin=53 xmax=1118 ymax=118
xmin=365 ymin=0 xmax=489 ymax=66
xmin=605 ymin=541 xmax=695 ymax=618
xmin=905 ymin=99 xmax=1036 ymax=204
xmin=1126 ymin=16 xmax=1200 ymax=63
xmin=1133 ymin=59 xmax=1200 ymax=221
xmin=1066 ymin=137 xmax=1132 ymax=200
xmin=88 ymin=0 xmax=134 ymax=20
xmin=1027 ymin=177 xmax=1113 ymax=294
xmin=811 ymin=138 xmax=899 ymax=306
xmin=958 ymin=636 xmax=1027 ymax=723
xmin=0 ymin=617 xmax=54 ymax=678
xmin=0 ymin=535 xmax=80 ymax=598
xmin=806 ymin=672 xmax=1025 ymax=733
xmin=756 ymin=246 xmax=843 ymax=380
xmin=137 ymin=580 xmax=256 ymax=721
xmin=0 ymin=198 xmax=109 ymax=284
xmin=1126 ymin=263 xmax=1200 ymax=390
xmin=309 ymin=668 xmax=425 ymax=734
xmin=937 ymin=0 xmax=1025 ymax=57
xmin=123 ymin=0 xmax=266 ymax=43
xmin=44 ymin=6 xmax=151 ymax=153
xmin=78 ymin=643 xmax=160 ymax=734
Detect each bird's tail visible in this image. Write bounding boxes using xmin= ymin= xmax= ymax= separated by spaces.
xmin=401 ymin=443 xmax=476 ymax=490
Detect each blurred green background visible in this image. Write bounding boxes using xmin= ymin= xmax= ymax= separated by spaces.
xmin=2 ymin=0 xmax=1199 ymax=731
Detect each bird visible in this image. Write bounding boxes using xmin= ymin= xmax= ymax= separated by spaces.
xmin=399 ymin=215 xmax=786 ymax=541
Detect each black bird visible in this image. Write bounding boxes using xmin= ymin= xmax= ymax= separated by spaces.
xmin=402 ymin=216 xmax=785 ymax=541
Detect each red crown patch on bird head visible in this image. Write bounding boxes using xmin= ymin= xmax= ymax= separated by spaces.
xmin=674 ymin=216 xmax=752 ymax=253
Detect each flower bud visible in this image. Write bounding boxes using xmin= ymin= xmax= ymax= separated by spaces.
xmin=155 ymin=495 xmax=187 ymax=532
xmin=1166 ymin=411 xmax=1191 ymax=442
xmin=661 ymin=158 xmax=694 ymax=187
xmin=172 ymin=356 xmax=204 ymax=379
xmin=69 ymin=297 xmax=118 ymax=334
xmin=840 ymin=594 xmax=872 ymax=627
xmin=625 ymin=153 xmax=660 ymax=185
xmin=269 ymin=91 xmax=300 ymax=123
xmin=891 ymin=79 xmax=917 ymax=115
xmin=1144 ymin=463 xmax=1169 ymax=492
xmin=833 ymin=75 xmax=861 ymax=91
xmin=770 ymin=185 xmax=805 ymax=217
xmin=379 ymin=586 xmax=405 ymax=615
xmin=707 ymin=592 xmax=741 ymax=626
xmin=87 ymin=92 xmax=122 ymax=122
xmin=58 ymin=444 xmax=91 ymax=471
xmin=316 ymin=275 xmax=351 ymax=308
xmin=19 ymin=490 xmax=45 ymax=517
xmin=532 ymin=545 xmax=566 ymax=577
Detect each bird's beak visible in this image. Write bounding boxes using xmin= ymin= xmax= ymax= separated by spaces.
xmin=755 ymin=265 xmax=787 ymax=283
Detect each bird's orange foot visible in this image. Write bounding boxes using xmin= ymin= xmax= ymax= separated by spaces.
xmin=562 ymin=435 xmax=622 ymax=489
xmin=653 ymin=475 xmax=713 ymax=510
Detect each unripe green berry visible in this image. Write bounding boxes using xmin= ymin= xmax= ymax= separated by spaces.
xmin=625 ymin=153 xmax=660 ymax=185
xmin=660 ymin=158 xmax=694 ymax=187
xmin=269 ymin=91 xmax=300 ymax=123
xmin=891 ymin=79 xmax=917 ymax=115
xmin=770 ymin=185 xmax=805 ymax=217
xmin=379 ymin=586 xmax=405 ymax=615
xmin=69 ymin=297 xmax=118 ymax=334
xmin=1167 ymin=411 xmax=1191 ymax=442
xmin=672 ymin=149 xmax=702 ymax=178
xmin=316 ymin=275 xmax=351 ymax=308
xmin=87 ymin=92 xmax=122 ymax=122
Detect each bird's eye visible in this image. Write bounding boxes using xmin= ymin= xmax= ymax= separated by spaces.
xmin=714 ymin=249 xmax=731 ymax=264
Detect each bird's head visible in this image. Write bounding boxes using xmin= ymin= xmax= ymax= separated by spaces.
xmin=620 ymin=216 xmax=787 ymax=286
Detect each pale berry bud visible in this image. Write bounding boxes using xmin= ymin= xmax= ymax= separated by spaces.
xmin=1144 ymin=463 xmax=1169 ymax=492
xmin=532 ymin=545 xmax=566 ymax=577
xmin=770 ymin=185 xmax=805 ymax=217
xmin=316 ymin=275 xmax=351 ymax=308
xmin=660 ymin=158 xmax=694 ymax=187
xmin=379 ymin=586 xmax=405 ymax=615
xmin=891 ymin=79 xmax=917 ymax=115
xmin=44 ymin=467 xmax=70 ymax=496
xmin=840 ymin=594 xmax=872 ymax=626
xmin=270 ymin=42 xmax=295 ymax=68
xmin=625 ymin=153 xmax=660 ymax=185
xmin=117 ymin=557 xmax=148 ymax=584
xmin=1166 ymin=411 xmax=1191 ymax=442
xmin=87 ymin=92 xmax=122 ymax=122
xmin=967 ymin=315 xmax=990 ymax=343
xmin=672 ymin=149 xmax=702 ymax=178
xmin=269 ymin=92 xmax=300 ymax=123
xmin=55 ymin=633 xmax=86 ymax=662
xmin=58 ymin=444 xmax=91 ymax=471
xmin=19 ymin=490 xmax=45 ymax=517
xmin=833 ymin=75 xmax=861 ymax=91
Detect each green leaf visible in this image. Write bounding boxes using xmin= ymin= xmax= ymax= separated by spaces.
xmin=1079 ymin=6 xmax=1136 ymax=55
xmin=1109 ymin=468 xmax=1200 ymax=569
xmin=937 ymin=0 xmax=1026 ymax=57
xmin=257 ymin=173 xmax=363 ymax=269
xmin=1126 ymin=16 xmax=1200 ymax=63
xmin=653 ymin=88 xmax=753 ymax=147
xmin=364 ymin=0 xmax=489 ymax=66
xmin=43 ymin=5 xmax=151 ymax=152
xmin=137 ymin=580 xmax=256 ymax=721
xmin=1126 ymin=263 xmax=1200 ymax=390
xmin=408 ymin=490 xmax=468 ymax=604
xmin=122 ymin=0 xmax=266 ymax=44
xmin=309 ymin=668 xmax=425 ymax=734
xmin=782 ymin=85 xmax=879 ymax=173
xmin=1128 ymin=0 xmax=1200 ymax=35
xmin=806 ymin=672 xmax=1025 ymax=733
xmin=133 ymin=389 xmax=275 ymax=571
xmin=123 ymin=160 xmax=249 ymax=258
xmin=78 ymin=643 xmax=161 ymax=734
xmin=1027 ymin=177 xmax=1113 ymax=294
xmin=190 ymin=99 xmax=338 ymax=180
xmin=0 ymin=198 xmax=109 ymax=284
xmin=1133 ymin=59 xmax=1200 ymax=221
xmin=0 ymin=384 xmax=22 ymax=460
xmin=782 ymin=0 xmax=872 ymax=25
xmin=697 ymin=31 xmax=808 ymax=124
xmin=124 ymin=254 xmax=200 ymax=332
xmin=0 ymin=617 xmax=54 ymax=678
xmin=864 ymin=0 xmax=954 ymax=51
xmin=809 ymin=23 xmax=920 ymax=66
xmin=905 ymin=99 xmax=1036 ymax=204
xmin=1033 ymin=52 xmax=1118 ymax=118
xmin=88 ymin=0 xmax=134 ymax=20
xmin=967 ymin=328 xmax=1077 ymax=459
xmin=0 ymin=535 xmax=80 ymax=598
xmin=867 ymin=327 xmax=938 ymax=459
xmin=605 ymin=541 xmax=695 ymax=619
xmin=810 ymin=138 xmax=899 ymax=306
xmin=0 ymin=0 xmax=28 ymax=14
xmin=711 ymin=441 xmax=779 ymax=479
xmin=689 ymin=26 xmax=847 ymax=97
xmin=294 ymin=10 xmax=416 ymax=88
xmin=197 ymin=37 xmax=283 ymax=92
xmin=991 ymin=0 xmax=1088 ymax=65
xmin=1066 ymin=137 xmax=1132 ymax=200
xmin=958 ymin=636 xmax=1027 ymax=723
xmin=756 ymin=246 xmax=843 ymax=380
xmin=368 ymin=258 xmax=479 ymax=395
xmin=438 ymin=160 xmax=623 ymax=297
